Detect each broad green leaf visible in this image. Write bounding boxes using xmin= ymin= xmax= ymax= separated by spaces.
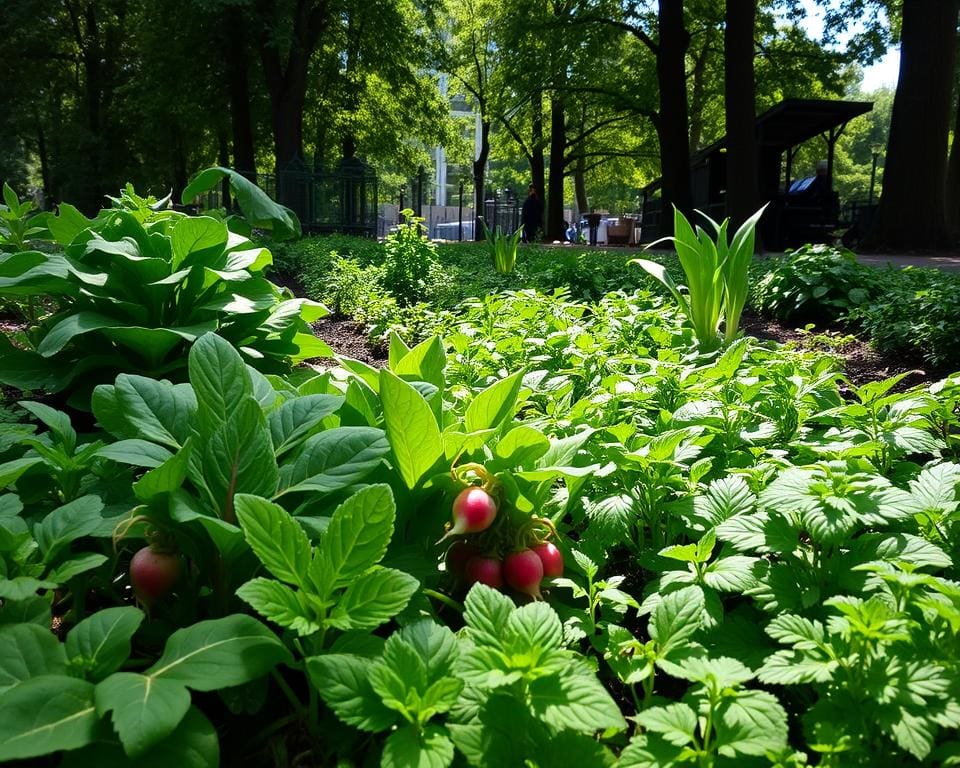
xmin=95 ymin=672 xmax=191 ymax=758
xmin=47 ymin=203 xmax=94 ymax=245
xmin=234 ymin=494 xmax=311 ymax=586
xmin=382 ymin=724 xmax=454 ymax=768
xmin=306 ymin=654 xmax=397 ymax=731
xmin=235 ymin=578 xmax=321 ymax=636
xmin=277 ymin=426 xmax=390 ymax=496
xmin=47 ymin=553 xmax=109 ymax=584
xmin=393 ymin=335 xmax=446 ymax=392
xmin=199 ymin=398 xmax=279 ymax=515
xmin=400 ymin=620 xmax=460 ymax=681
xmin=380 ymin=369 xmax=443 ymax=489
xmin=95 ymin=439 xmax=174 ymax=469
xmin=388 ymin=331 xmax=412 ymax=369
xmin=145 ymin=615 xmax=290 ymax=690
xmin=188 ymin=333 xmax=252 ymax=436
xmin=17 ymin=400 xmax=76 ymax=450
xmin=0 ymin=456 xmax=43 ymax=488
xmin=181 ymin=167 xmax=301 ymax=240
xmin=672 ymin=656 xmax=754 ymax=687
xmin=703 ymin=556 xmax=758 ymax=592
xmin=494 ymin=425 xmax=550 ymax=467
xmin=170 ymin=216 xmax=228 ymax=270
xmin=465 ymin=371 xmax=524 ymax=433
xmin=313 ymin=484 xmax=396 ymax=592
xmin=35 ymin=312 xmax=123 ymax=356
xmin=108 ymin=375 xmax=197 ymax=449
xmin=0 ymin=623 xmax=67 ymax=693
xmin=65 ymin=607 xmax=145 ymax=682
xmin=59 ymin=705 xmax=219 ymax=768
xmin=528 ymin=670 xmax=626 ymax=732
xmin=0 ymin=576 xmax=58 ymax=600
xmin=0 ymin=675 xmax=98 ymax=760
xmin=328 ymin=568 xmax=420 ymax=630
xmin=634 ymin=702 xmax=697 ymax=746
xmin=132 ymin=441 xmax=193 ymax=501
xmin=35 ymin=495 xmax=104 ymax=563
xmin=268 ymin=394 xmax=343 ymax=457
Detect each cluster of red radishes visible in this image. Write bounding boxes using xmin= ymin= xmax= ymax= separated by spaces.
xmin=439 ymin=463 xmax=563 ymax=601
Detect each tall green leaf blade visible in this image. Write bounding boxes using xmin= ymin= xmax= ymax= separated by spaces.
xmin=380 ymin=369 xmax=443 ymax=489
xmin=0 ymin=675 xmax=98 ymax=760
xmin=145 ymin=615 xmax=291 ymax=690
xmin=94 ymin=672 xmax=191 ymax=758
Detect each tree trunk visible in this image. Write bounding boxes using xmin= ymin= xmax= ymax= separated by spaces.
xmin=259 ymin=1 xmax=329 ymax=174
xmin=947 ymin=80 xmax=960 ymax=236
xmin=574 ymin=151 xmax=588 ymax=214
xmin=530 ymin=93 xmax=546 ymax=201
xmin=225 ymin=7 xmax=257 ymax=180
xmin=688 ymin=38 xmax=710 ymax=153
xmin=35 ymin=121 xmax=51 ymax=205
xmin=723 ymin=0 xmax=759 ymax=229
xmin=218 ymin=131 xmax=232 ymax=209
xmin=869 ymin=0 xmax=959 ymax=250
xmin=655 ymin=0 xmax=693 ymax=235
xmin=547 ymin=96 xmax=566 ymax=240
xmin=474 ymin=118 xmax=490 ymax=241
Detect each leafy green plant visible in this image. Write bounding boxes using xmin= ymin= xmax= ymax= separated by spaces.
xmin=751 ymin=244 xmax=882 ymax=322
xmin=632 ymin=205 xmax=765 ymax=351
xmin=0 ymin=192 xmax=329 ymax=402
xmin=0 ymin=182 xmax=48 ymax=252
xmin=481 ymin=219 xmax=523 ymax=274
xmin=0 ymin=608 xmax=289 ymax=763
xmin=383 ymin=209 xmax=442 ymax=306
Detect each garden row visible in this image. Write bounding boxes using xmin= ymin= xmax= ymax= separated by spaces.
xmin=274 ymin=218 xmax=960 ymax=369
xmin=1 ymin=183 xmax=959 ymax=767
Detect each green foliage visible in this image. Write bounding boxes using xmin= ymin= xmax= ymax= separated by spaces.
xmin=632 ymin=205 xmax=764 ymax=351
xmin=481 ymin=220 xmax=523 ymax=274
xmin=382 ymin=210 xmax=443 ymax=307
xmin=0 ymin=188 xmax=329 ymax=402
xmin=751 ymin=244 xmax=883 ymax=323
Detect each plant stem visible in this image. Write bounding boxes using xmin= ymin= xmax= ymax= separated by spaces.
xmin=423 ymin=588 xmax=465 ymax=613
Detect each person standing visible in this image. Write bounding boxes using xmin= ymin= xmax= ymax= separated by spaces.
xmin=521 ymin=185 xmax=544 ymax=243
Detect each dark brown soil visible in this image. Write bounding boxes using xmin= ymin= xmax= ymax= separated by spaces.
xmin=310 ymin=316 xmax=386 ymax=366
xmin=738 ymin=311 xmax=945 ymax=388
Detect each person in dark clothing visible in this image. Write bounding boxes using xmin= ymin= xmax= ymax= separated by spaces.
xmin=521 ymin=185 xmax=544 ymax=243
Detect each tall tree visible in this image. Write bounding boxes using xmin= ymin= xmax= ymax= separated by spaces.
xmin=947 ymin=71 xmax=960 ymax=236
xmin=869 ymin=0 xmax=958 ymax=249
xmin=723 ymin=0 xmax=759 ymax=228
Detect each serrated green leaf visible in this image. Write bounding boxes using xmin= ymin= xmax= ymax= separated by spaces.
xmin=650 ymin=586 xmax=704 ymax=655
xmin=234 ymin=494 xmax=311 ymax=586
xmin=715 ymin=689 xmax=788 ymax=757
xmin=313 ymin=484 xmax=395 ymax=594
xmin=235 ymin=578 xmax=321 ymax=636
xmin=504 ymin=602 xmax=563 ymax=655
xmin=527 ymin=670 xmax=626 ymax=733
xmin=306 ymin=653 xmax=397 ymax=732
xmin=463 ymin=584 xmax=514 ymax=649
xmin=635 ymin=702 xmax=697 ymax=746
xmin=327 ymin=568 xmax=419 ymax=630
xmin=703 ymin=555 xmax=758 ymax=592
xmin=382 ymin=724 xmax=454 ymax=768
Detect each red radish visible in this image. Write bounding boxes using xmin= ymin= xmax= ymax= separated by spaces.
xmin=503 ymin=549 xmax=544 ymax=600
xmin=465 ymin=556 xmax=503 ymax=589
xmin=130 ymin=546 xmax=180 ymax=603
xmin=445 ymin=541 xmax=479 ymax=578
xmin=437 ymin=487 xmax=498 ymax=543
xmin=532 ymin=541 xmax=564 ymax=578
